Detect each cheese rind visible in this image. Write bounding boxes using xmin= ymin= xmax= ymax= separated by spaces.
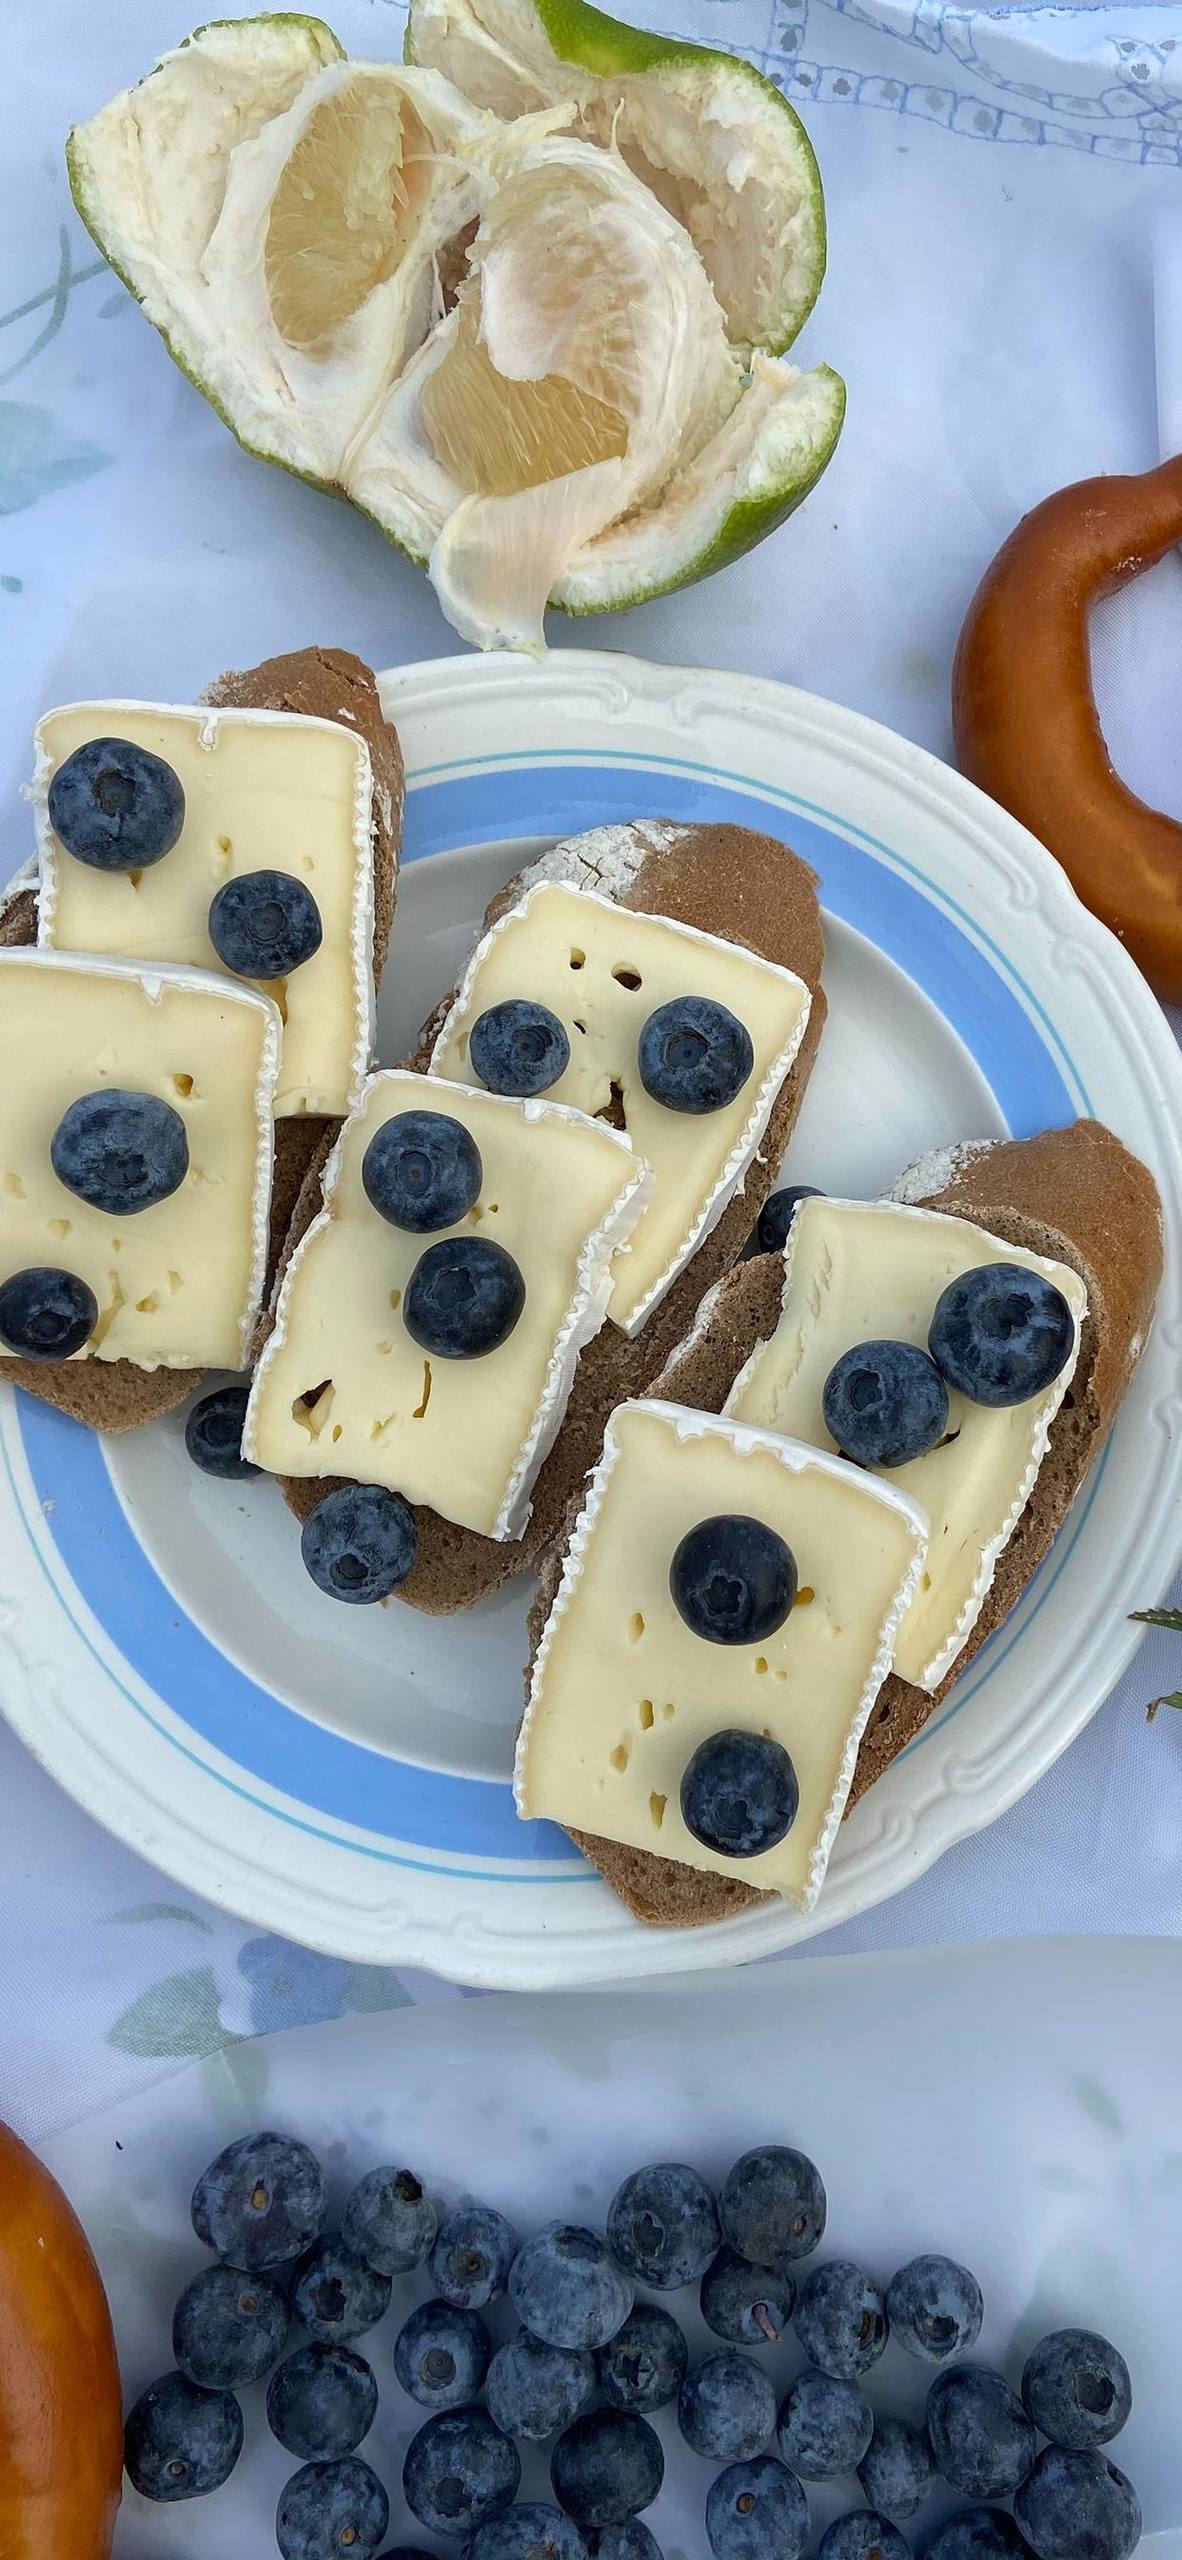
xmin=33 ymin=701 xmax=375 ymax=1118
xmin=726 ymin=1196 xmax=1087 ymax=1690
xmin=516 ymin=1399 xmax=927 ymax=1908
xmin=244 ymin=1070 xmax=652 ymax=1539
xmin=430 ymin=881 xmax=811 ymax=1336
xmin=0 ymin=950 xmax=280 ymax=1370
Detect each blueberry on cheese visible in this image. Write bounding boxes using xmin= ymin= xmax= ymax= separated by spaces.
xmin=470 ymin=999 xmax=571 ymax=1098
xmin=726 ymin=1198 xmax=1087 ymax=1693
xmin=638 ymin=996 xmax=754 ymax=1115
xmin=681 ymin=1731 xmax=800 ymax=1858
xmin=51 ymin=1088 xmax=189 ymax=1215
xmin=516 ymin=1401 xmax=926 ymax=1909
xmin=430 ymin=882 xmax=811 ymax=1336
xmin=0 ymin=950 xmax=279 ymax=1373
xmin=47 ymin=736 xmax=185 ymax=871
xmin=670 ymin=1515 xmax=797 ymax=1645
xmin=300 ymin=1483 xmax=419 ymax=1605
xmin=35 ymin=701 xmax=377 ymax=1117
xmin=0 ymin=1265 xmax=98 ymax=1361
xmin=929 ymin=1261 xmax=1075 ymax=1407
xmin=404 ymin=1236 xmax=526 ymax=1360
xmin=208 ymin=869 xmax=323 ymax=980
xmin=822 ymin=1338 xmax=949 ymax=1469
xmin=244 ymin=1070 xmax=651 ymax=1543
xmin=362 ymin=1110 xmax=482 ymax=1234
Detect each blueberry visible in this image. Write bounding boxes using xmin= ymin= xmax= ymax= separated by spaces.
xmin=747 ymin=1184 xmax=823 ymax=1259
xmin=608 ymin=2162 xmax=720 ymax=2289
xmin=192 ymin=2130 xmax=326 ymax=2268
xmin=551 ymin=2411 xmax=663 ymax=2529
xmin=209 ymin=867 xmax=323 ymax=977
xmin=171 ymin=2261 xmax=287 ymax=2388
xmin=510 ymin=2224 xmax=633 ymax=2350
xmin=816 ymin=2515 xmax=910 ymax=2560
xmin=638 ymin=996 xmax=754 ymax=1114
xmin=858 ymin=2417 xmax=935 ymax=2520
xmin=776 ymin=2371 xmax=873 ymax=2479
xmin=887 ymin=2258 xmax=984 ymax=2366
xmin=487 ymin=2330 xmax=596 ymax=2441
xmin=49 ymin=735 xmax=185 ymax=870
xmin=405 ymin=2406 xmax=521 ymax=2539
xmin=185 ymin=1383 xmax=259 ymax=1479
xmin=670 ymin=1515 xmax=797 ymax=1645
xmin=433 ymin=2205 xmax=519 ymax=2310
xmin=1014 ymin=2445 xmax=1141 ymax=2560
xmin=344 ymin=2164 xmax=438 ymax=2274
xmin=123 ymin=2368 xmax=243 ymax=2500
xmin=702 ymin=2247 xmax=796 ymax=2346
xmin=796 ymin=2262 xmax=888 ymax=2380
xmin=585 ymin=2530 xmax=662 ymax=2560
xmin=823 ymin=1338 xmax=949 ymax=1469
xmin=292 ymin=2233 xmax=392 ymax=2343
xmin=363 ymin=1110 xmax=483 ymax=1234
xmin=301 ymin=1483 xmax=418 ymax=1604
xmin=929 ymin=1263 xmax=1075 ymax=1408
xmin=1020 ymin=2329 xmax=1132 ymax=2452
xmin=584 ymin=2529 xmax=662 ymax=2560
xmin=51 ymin=1087 xmax=188 ymax=1215
xmin=404 ymin=1236 xmax=525 ymax=1359
xmin=720 ymin=2146 xmax=826 ymax=2270
xmin=597 ymin=2304 xmax=687 ymax=2413
xmin=395 ymin=2300 xmax=492 ymax=2409
xmin=277 ymin=2455 xmax=389 ymax=2560
xmin=919 ymin=2513 xmax=1033 ymax=2558
xmin=470 ymin=999 xmax=571 ymax=1098
xmin=464 ymin=2506 xmax=589 ymax=2560
xmin=0 ymin=1265 xmax=96 ymax=1360
xmin=706 ymin=2454 xmax=809 ymax=2560
xmin=681 ymin=1731 xmax=799 ymax=1859
xmin=268 ymin=2343 xmax=377 ymax=2458
xmin=679 ymin=2353 xmax=777 ymax=2463
xmin=927 ymin=2369 xmax=1035 ymax=2501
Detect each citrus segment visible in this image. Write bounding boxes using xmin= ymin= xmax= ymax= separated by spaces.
xmin=265 ymin=77 xmax=437 ymax=348
xmin=422 ymin=300 xmax=627 ymax=496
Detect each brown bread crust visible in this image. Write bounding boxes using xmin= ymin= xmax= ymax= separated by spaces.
xmin=548 ymin=1119 xmax=1163 ymax=1925
xmin=0 ymin=647 xmax=401 ymax=1429
xmin=273 ymin=820 xmax=827 ymax=1610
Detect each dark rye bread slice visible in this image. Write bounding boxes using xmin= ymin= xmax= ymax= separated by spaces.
xmin=536 ymin=1118 xmax=1163 ymax=1929
xmin=273 ymin=819 xmax=827 ymax=1611
xmin=0 ymin=646 xmax=402 ymax=1432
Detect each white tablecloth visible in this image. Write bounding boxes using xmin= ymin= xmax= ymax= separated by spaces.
xmin=2 ymin=0 xmax=1180 ymax=2145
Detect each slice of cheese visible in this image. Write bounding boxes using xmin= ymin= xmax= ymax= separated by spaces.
xmin=516 ymin=1399 xmax=926 ymax=1908
xmin=726 ymin=1196 xmax=1088 ymax=1691
xmin=430 ymin=881 xmax=811 ymax=1336
xmin=244 ymin=1069 xmax=651 ymax=1540
xmin=33 ymin=702 xmax=375 ymax=1117
xmin=0 ymin=950 xmax=279 ymax=1370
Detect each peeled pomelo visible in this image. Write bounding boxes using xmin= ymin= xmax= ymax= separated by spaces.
xmin=405 ymin=0 xmax=826 ymax=355
xmin=68 ymin=11 xmax=843 ymax=651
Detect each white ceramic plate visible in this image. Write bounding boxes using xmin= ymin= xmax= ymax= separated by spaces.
xmin=2 ymin=652 xmax=1181 ymax=1987
xmin=42 ymin=1937 xmax=1182 ymax=2555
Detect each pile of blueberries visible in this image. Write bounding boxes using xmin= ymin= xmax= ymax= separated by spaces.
xmin=123 ymin=2132 xmax=1140 ymax=2560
